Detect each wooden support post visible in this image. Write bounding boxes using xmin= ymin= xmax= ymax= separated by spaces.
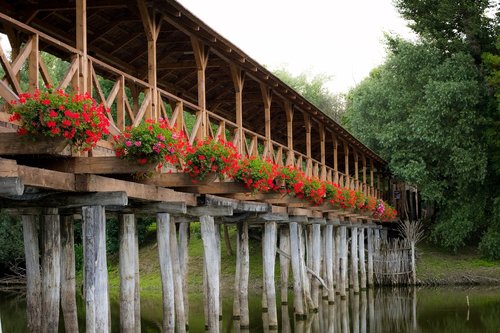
xmin=354 ymin=151 xmax=359 ymax=191
xmin=42 ymin=209 xmax=61 ymax=333
xmin=28 ymin=34 xmax=39 ymax=93
xmin=76 ymin=0 xmax=88 ymax=91
xmin=359 ymin=228 xmax=367 ymax=290
xmin=134 ymin=218 xmax=141 ymax=333
xmin=361 ymin=290 xmax=367 ymax=333
xmin=285 ymin=102 xmax=294 ymax=165
xmin=351 ymin=227 xmax=360 ymax=294
xmin=192 ymin=38 xmax=209 ymax=139
xmin=334 ymin=226 xmax=341 ymax=292
xmin=339 ymin=226 xmax=347 ymax=299
xmin=178 ymin=221 xmax=190 ymax=330
xmin=370 ymin=159 xmax=374 ymax=196
xmin=310 ymin=223 xmax=321 ymax=310
xmin=319 ymin=124 xmax=326 ymax=180
xmin=157 ymin=213 xmax=175 ymax=332
xmin=367 ymin=228 xmax=374 ymax=288
xmin=200 ymin=215 xmax=220 ymax=333
xmin=304 ymin=114 xmax=312 ymax=176
xmin=170 ymin=217 xmax=187 ymax=333
xmin=216 ymin=224 xmax=222 ymax=322
xmin=362 ymin=155 xmax=367 ymax=194
xmin=231 ymin=64 xmax=245 ymax=154
xmin=261 ymin=84 xmax=273 ymax=159
xmin=263 ymin=221 xmax=278 ymax=330
xmin=353 ymin=293 xmax=360 ymax=333
xmin=22 ymin=215 xmax=41 ymax=332
xmin=119 ymin=214 xmax=136 ymax=332
xmin=233 ymin=224 xmax=241 ymax=321
xmin=239 ymin=221 xmax=250 ymax=328
xmin=83 ymin=205 xmax=109 ymax=333
xmin=344 ymin=143 xmax=350 ymax=188
xmin=324 ymin=224 xmax=335 ymax=303
xmin=333 ymin=135 xmax=339 ymax=184
xmin=60 ymin=215 xmax=78 ymax=333
xmin=279 ymin=227 xmax=290 ymax=305
xmin=289 ymin=222 xmax=306 ymax=319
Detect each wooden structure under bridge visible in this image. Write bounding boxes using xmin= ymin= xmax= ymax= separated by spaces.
xmin=0 ymin=0 xmax=397 ymax=332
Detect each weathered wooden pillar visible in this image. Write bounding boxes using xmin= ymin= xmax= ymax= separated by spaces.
xmin=119 ymin=214 xmax=136 ymax=332
xmin=289 ymin=222 xmax=306 ymax=319
xmin=368 ymin=288 xmax=375 ymax=333
xmin=178 ymin=221 xmax=190 ymax=330
xmin=83 ymin=205 xmax=109 ymax=333
xmin=353 ymin=292 xmax=360 ymax=333
xmin=339 ymin=225 xmax=348 ymax=299
xmin=366 ymin=228 xmax=374 ymax=288
xmin=324 ymin=223 xmax=335 ymax=303
xmin=170 ymin=217 xmax=186 ymax=333
xmin=60 ymin=215 xmax=78 ymax=333
xmin=238 ymin=221 xmax=250 ymax=328
xmin=359 ymin=227 xmax=367 ymax=290
xmin=22 ymin=215 xmax=41 ymax=332
xmin=76 ymin=0 xmax=88 ymax=91
xmin=157 ymin=213 xmax=175 ymax=332
xmin=284 ymin=102 xmax=294 ymax=165
xmin=334 ymin=225 xmax=341 ymax=292
xmin=230 ymin=64 xmax=245 ymax=153
xmin=351 ymin=226 xmax=360 ymax=294
xmin=41 ymin=208 xmax=61 ymax=333
xmin=263 ymin=221 xmax=278 ymax=330
xmin=200 ymin=215 xmax=220 ymax=333
xmin=215 ymin=224 xmax=222 ymax=322
xmin=233 ymin=224 xmax=242 ymax=321
xmin=134 ymin=219 xmax=141 ymax=333
xmin=279 ymin=227 xmax=290 ymax=305
xmin=361 ymin=291 xmax=367 ymax=333
xmin=299 ymin=224 xmax=314 ymax=311
xmin=261 ymin=84 xmax=273 ymax=158
xmin=281 ymin=304 xmax=292 ymax=333
xmin=310 ymin=223 xmax=321 ymax=310
xmin=340 ymin=299 xmax=349 ymax=333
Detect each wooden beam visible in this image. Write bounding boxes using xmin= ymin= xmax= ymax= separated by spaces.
xmin=19 ymin=166 xmax=75 ymax=191
xmin=75 ymin=174 xmax=197 ymax=206
xmin=0 ymin=177 xmax=24 ymax=196
xmin=175 ymin=182 xmax=249 ymax=194
xmin=0 ymin=191 xmax=127 ymax=209
xmin=186 ymin=205 xmax=233 ymax=217
xmin=47 ymin=157 xmax=156 ymax=174
xmin=203 ymin=194 xmax=270 ymax=213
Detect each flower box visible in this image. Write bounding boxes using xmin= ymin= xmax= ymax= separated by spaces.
xmin=0 ymin=132 xmax=70 ymax=155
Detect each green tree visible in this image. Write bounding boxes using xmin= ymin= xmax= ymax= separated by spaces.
xmin=273 ymin=67 xmax=345 ymax=122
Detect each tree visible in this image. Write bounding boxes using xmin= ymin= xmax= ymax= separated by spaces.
xmin=273 ymin=67 xmax=345 ymax=122
xmin=344 ymin=39 xmax=488 ymax=251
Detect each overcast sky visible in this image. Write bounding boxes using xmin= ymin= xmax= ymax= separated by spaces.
xmin=177 ymin=0 xmax=416 ymax=94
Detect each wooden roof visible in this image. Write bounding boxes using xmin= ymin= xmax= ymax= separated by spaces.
xmin=0 ymin=0 xmax=387 ymax=169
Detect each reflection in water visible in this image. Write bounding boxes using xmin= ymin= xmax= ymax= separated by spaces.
xmin=1 ymin=287 xmax=500 ymax=332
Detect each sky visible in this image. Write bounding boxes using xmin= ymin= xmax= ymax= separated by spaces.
xmin=177 ymin=0 xmax=416 ymax=94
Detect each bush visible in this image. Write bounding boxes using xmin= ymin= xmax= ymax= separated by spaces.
xmin=479 ymin=229 xmax=500 ymax=260
xmin=0 ymin=211 xmax=24 ymax=273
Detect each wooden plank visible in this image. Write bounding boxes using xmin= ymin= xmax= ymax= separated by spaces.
xmin=0 ymin=132 xmax=69 ymax=155
xmin=175 ymin=181 xmax=249 ymax=194
xmin=76 ymin=174 xmax=197 ymax=206
xmin=19 ymin=165 xmax=75 ymax=191
xmin=186 ymin=205 xmax=232 ymax=217
xmin=203 ymin=194 xmax=270 ymax=213
xmin=0 ymin=191 xmax=127 ymax=209
xmin=49 ymin=157 xmax=156 ymax=174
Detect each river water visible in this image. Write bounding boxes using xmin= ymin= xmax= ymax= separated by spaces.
xmin=1 ymin=286 xmax=499 ymax=332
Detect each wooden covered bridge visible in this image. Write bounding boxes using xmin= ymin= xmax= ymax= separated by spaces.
xmin=0 ymin=0 xmax=400 ymax=332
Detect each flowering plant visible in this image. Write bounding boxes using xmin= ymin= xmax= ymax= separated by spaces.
xmin=184 ymin=137 xmax=239 ymax=181
xmin=279 ymin=166 xmax=327 ymax=205
xmin=9 ymin=88 xmax=110 ymax=151
xmin=114 ymin=119 xmax=186 ymax=166
xmin=234 ymin=157 xmax=281 ymax=192
xmin=381 ymin=206 xmax=397 ymax=221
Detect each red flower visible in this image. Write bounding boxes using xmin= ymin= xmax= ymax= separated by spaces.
xmin=41 ymin=99 xmax=50 ymax=105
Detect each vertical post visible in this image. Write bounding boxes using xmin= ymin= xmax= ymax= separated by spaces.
xmin=285 ymin=102 xmax=294 ymax=165
xmin=319 ymin=124 xmax=326 ymax=180
xmin=170 ymin=217 xmax=186 ymax=333
xmin=334 ymin=224 xmax=341 ymax=293
xmin=304 ymin=113 xmax=312 ymax=176
xmin=263 ymin=221 xmax=278 ymax=330
xmin=359 ymin=227 xmax=367 ymax=290
xmin=134 ymin=219 xmax=141 ymax=333
xmin=28 ymin=35 xmax=39 ymax=93
xmin=200 ymin=215 xmax=220 ymax=333
xmin=192 ymin=38 xmax=209 ymax=138
xmin=289 ymin=222 xmax=305 ymax=320
xmin=362 ymin=155 xmax=367 ymax=194
xmin=310 ymin=223 xmax=321 ymax=310
xmin=22 ymin=215 xmax=41 ymax=332
xmin=367 ymin=228 xmax=374 ymax=288
xmin=239 ymin=221 xmax=250 ymax=329
xmin=261 ymin=84 xmax=273 ymax=159
xmin=279 ymin=227 xmax=290 ymax=305
xmin=233 ymin=224 xmax=241 ymax=321
xmin=324 ymin=223 xmax=335 ymax=303
xmin=231 ymin=65 xmax=245 ymax=153
xmin=119 ymin=214 xmax=136 ymax=332
xmin=42 ymin=208 xmax=61 ymax=333
xmin=157 ymin=213 xmax=175 ymax=332
xmin=339 ymin=225 xmax=347 ymax=299
xmin=354 ymin=151 xmax=359 ymax=191
xmin=76 ymin=0 xmax=88 ymax=91
xmin=344 ymin=142 xmax=350 ymax=188
xmin=351 ymin=226 xmax=360 ymax=294
xmin=333 ymin=135 xmax=339 ymax=183
xmin=83 ymin=205 xmax=109 ymax=333
xmin=60 ymin=215 xmax=78 ymax=333
xmin=178 ymin=221 xmax=190 ymax=330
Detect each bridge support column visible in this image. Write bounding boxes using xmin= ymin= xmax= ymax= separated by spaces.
xmin=61 ymin=215 xmax=78 ymax=333
xmin=310 ymin=223 xmax=321 ymax=311
xmin=289 ymin=221 xmax=306 ymax=320
xmin=263 ymin=221 xmax=278 ymax=330
xmin=233 ymin=221 xmax=250 ymax=328
xmin=351 ymin=226 xmax=360 ymax=294
xmin=367 ymin=228 xmax=374 ymax=288
xmin=119 ymin=214 xmax=136 ymax=332
xmin=359 ymin=227 xmax=367 ymax=290
xmin=22 ymin=214 xmax=41 ymax=332
xmin=83 ymin=205 xmax=109 ymax=333
xmin=157 ymin=213 xmax=175 ymax=332
xmin=279 ymin=226 xmax=290 ymax=305
xmin=324 ymin=223 xmax=335 ymax=303
xmin=170 ymin=216 xmax=187 ymax=333
xmin=339 ymin=225 xmax=348 ymax=299
xmin=178 ymin=220 xmax=190 ymax=331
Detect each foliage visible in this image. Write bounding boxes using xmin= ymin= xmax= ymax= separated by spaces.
xmin=114 ymin=118 xmax=186 ymax=166
xmin=9 ymin=88 xmax=110 ymax=151
xmin=273 ymin=67 xmax=345 ymax=122
xmin=0 ymin=211 xmax=24 ymax=271
xmin=183 ymin=137 xmax=240 ymax=181
xmin=479 ymin=197 xmax=500 ymax=259
xmin=234 ymin=157 xmax=281 ymax=192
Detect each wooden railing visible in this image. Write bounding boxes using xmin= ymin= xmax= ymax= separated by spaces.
xmin=0 ymin=14 xmax=380 ymax=198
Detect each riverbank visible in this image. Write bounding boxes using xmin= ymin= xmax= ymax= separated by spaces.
xmin=103 ymin=227 xmax=500 ymax=293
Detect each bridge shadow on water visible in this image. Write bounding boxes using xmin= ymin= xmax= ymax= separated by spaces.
xmin=1 ymin=286 xmax=499 ymax=332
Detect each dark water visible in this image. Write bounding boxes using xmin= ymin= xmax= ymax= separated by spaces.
xmin=1 ymin=286 xmax=499 ymax=332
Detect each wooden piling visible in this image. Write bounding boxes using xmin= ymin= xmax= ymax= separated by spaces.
xmin=157 ymin=213 xmax=175 ymax=332
xmin=263 ymin=221 xmax=278 ymax=330
xmin=366 ymin=228 xmax=374 ymax=288
xmin=339 ymin=226 xmax=348 ymax=299
xmin=324 ymin=224 xmax=335 ymax=303
xmin=119 ymin=214 xmax=136 ymax=332
xmin=351 ymin=227 xmax=360 ymax=294
xmin=200 ymin=215 xmax=220 ymax=333
xmin=359 ymin=227 xmax=367 ymax=290
xmin=178 ymin=221 xmax=190 ymax=330
xmin=83 ymin=205 xmax=110 ymax=333
xmin=42 ymin=208 xmax=61 ymax=333
xmin=279 ymin=227 xmax=290 ymax=305
xmin=170 ymin=217 xmax=186 ymax=333
xmin=233 ymin=224 xmax=242 ymax=320
xmin=238 ymin=221 xmax=250 ymax=328
xmin=299 ymin=224 xmax=314 ymax=311
xmin=60 ymin=215 xmax=78 ymax=333
xmin=311 ymin=223 xmax=321 ymax=310
xmin=215 ymin=224 xmax=222 ymax=322
xmin=334 ymin=225 xmax=341 ymax=292
xmin=134 ymin=218 xmax=141 ymax=333
xmin=21 ymin=215 xmax=41 ymax=332
xmin=289 ymin=222 xmax=306 ymax=319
